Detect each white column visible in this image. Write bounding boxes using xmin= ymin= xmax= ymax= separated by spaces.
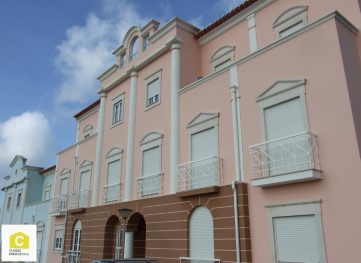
xmin=170 ymin=42 xmax=181 ymax=194
xmin=124 ymin=232 xmax=134 ymax=258
xmin=92 ymin=92 xmax=107 ymax=206
xmin=0 ymin=188 xmax=8 ymax=225
xmin=124 ymin=71 xmax=138 ymax=201
xmin=247 ymin=14 xmax=258 ymax=52
xmin=230 ymin=66 xmax=244 ymax=182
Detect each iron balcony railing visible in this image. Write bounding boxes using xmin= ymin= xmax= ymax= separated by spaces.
xmin=179 ymin=257 xmax=221 ymax=263
xmin=177 ymin=156 xmax=222 ymax=192
xmin=137 ymin=173 xmax=162 ymax=198
xmin=65 ymin=250 xmax=81 ymax=263
xmin=103 ymin=183 xmax=121 ymax=203
xmin=50 ymin=194 xmax=68 ymax=213
xmin=249 ymin=132 xmax=321 ymax=179
xmin=70 ymin=190 xmax=91 ymax=209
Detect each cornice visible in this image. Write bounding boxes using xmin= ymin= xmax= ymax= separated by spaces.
xmin=181 ymin=11 xmax=357 ymax=94
xmin=149 ymin=17 xmax=199 ymax=43
xmin=198 ymin=0 xmax=275 ymax=46
xmin=97 ymin=64 xmax=118 ymax=81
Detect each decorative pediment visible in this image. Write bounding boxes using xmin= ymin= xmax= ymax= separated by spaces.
xmin=257 ymin=79 xmax=306 ymax=102
xmin=187 ymin=112 xmax=220 ymax=129
xmin=106 ymin=147 xmax=123 ymax=158
xmin=80 ymin=160 xmax=92 ymax=169
xmin=273 ymin=6 xmax=308 ymax=27
xmin=140 ymin=132 xmax=163 ymax=146
xmin=210 ymin=46 xmax=235 ymax=62
xmin=60 ymin=168 xmax=71 ymax=176
xmin=10 ymin=155 xmax=27 ymax=168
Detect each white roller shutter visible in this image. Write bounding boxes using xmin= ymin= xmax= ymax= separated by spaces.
xmin=191 ymin=128 xmax=217 ymax=161
xmin=190 ymin=206 xmax=214 ymax=261
xmin=80 ymin=170 xmax=90 ymax=191
xmin=264 ymin=97 xmax=305 ymax=141
xmin=60 ymin=178 xmax=68 ymax=195
xmin=148 ymin=79 xmax=160 ymax=99
xmin=142 ymin=146 xmax=161 ymax=177
xmin=107 ymin=160 xmax=121 ymax=185
xmin=273 ymin=215 xmax=320 ymax=263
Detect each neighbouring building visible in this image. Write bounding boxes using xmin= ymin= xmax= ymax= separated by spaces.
xmin=0 ymin=155 xmax=56 ymax=263
xmin=48 ymin=0 xmax=361 ymax=263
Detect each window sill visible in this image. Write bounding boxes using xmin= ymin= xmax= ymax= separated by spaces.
xmin=145 ymin=101 xmax=161 ymax=111
xmin=251 ymin=169 xmax=322 ymax=187
xmin=177 ymin=186 xmax=220 ymax=198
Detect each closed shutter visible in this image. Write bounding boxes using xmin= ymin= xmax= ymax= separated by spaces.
xmin=264 ymin=97 xmax=305 ymax=141
xmin=80 ymin=170 xmax=90 ymax=191
xmin=142 ymin=146 xmax=161 ymax=177
xmin=191 ymin=128 xmax=217 ymax=161
xmin=60 ymin=178 xmax=68 ymax=195
xmin=190 ymin=206 xmax=214 ymax=261
xmin=147 ymin=78 xmax=160 ymax=104
xmin=107 ymin=160 xmax=121 ymax=185
xmin=273 ymin=215 xmax=320 ymax=263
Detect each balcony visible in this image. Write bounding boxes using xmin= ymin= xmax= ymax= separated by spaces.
xmin=179 ymin=257 xmax=221 ymax=263
xmin=103 ymin=183 xmax=121 ymax=203
xmin=64 ymin=250 xmax=81 ymax=263
xmin=137 ymin=173 xmax=162 ymax=198
xmin=177 ymin=156 xmax=222 ymax=192
xmin=249 ymin=132 xmax=322 ymax=187
xmin=70 ymin=190 xmax=91 ymax=209
xmin=50 ymin=195 xmax=68 ymax=214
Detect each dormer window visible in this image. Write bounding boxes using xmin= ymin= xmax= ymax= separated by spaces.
xmin=142 ymin=33 xmax=150 ymax=51
xmin=211 ymin=46 xmax=235 ymax=72
xmin=273 ymin=6 xmax=308 ymax=38
xmin=129 ymin=36 xmax=139 ymax=61
xmin=120 ymin=53 xmax=126 ymax=68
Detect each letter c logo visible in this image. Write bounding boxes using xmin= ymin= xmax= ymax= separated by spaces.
xmin=15 ymin=236 xmax=24 ymax=247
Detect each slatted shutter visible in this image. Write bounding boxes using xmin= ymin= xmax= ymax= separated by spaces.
xmin=191 ymin=128 xmax=217 ymax=161
xmin=147 ymin=78 xmax=160 ymax=104
xmin=273 ymin=215 xmax=320 ymax=263
xmin=107 ymin=160 xmax=121 ymax=186
xmin=190 ymin=206 xmax=214 ymax=261
xmin=60 ymin=178 xmax=68 ymax=195
xmin=142 ymin=146 xmax=161 ymax=177
xmin=80 ymin=170 xmax=90 ymax=191
xmin=264 ymin=97 xmax=305 ymax=141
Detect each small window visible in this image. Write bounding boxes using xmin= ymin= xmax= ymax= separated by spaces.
xmin=145 ymin=70 xmax=162 ymax=109
xmin=6 ymin=196 xmax=12 ymax=211
xmin=54 ymin=229 xmax=63 ymax=250
xmin=273 ymin=6 xmax=308 ymax=38
xmin=16 ymin=192 xmax=22 ymax=208
xmin=112 ymin=93 xmax=125 ymax=126
xmin=266 ymin=201 xmax=327 ymax=263
xmin=120 ymin=53 xmax=126 ymax=68
xmin=83 ymin=125 xmax=93 ymax=139
xmin=44 ymin=190 xmax=50 ymax=200
xmin=210 ymin=46 xmax=235 ymax=72
xmin=142 ymin=33 xmax=150 ymax=51
xmin=129 ymin=36 xmax=139 ymax=61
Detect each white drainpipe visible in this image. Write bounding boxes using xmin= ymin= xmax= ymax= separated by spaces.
xmin=232 ymin=181 xmax=241 ymax=263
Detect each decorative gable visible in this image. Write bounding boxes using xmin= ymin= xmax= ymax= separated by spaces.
xmin=187 ymin=113 xmax=220 ymax=129
xmin=257 ymin=79 xmax=306 ymax=102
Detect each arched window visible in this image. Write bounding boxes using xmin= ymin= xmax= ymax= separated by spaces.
xmin=273 ymin=6 xmax=308 ymax=38
xmin=189 ymin=206 xmax=214 ymax=260
xmin=73 ymin=220 xmax=82 ymax=252
xmin=129 ymin=36 xmax=139 ymax=61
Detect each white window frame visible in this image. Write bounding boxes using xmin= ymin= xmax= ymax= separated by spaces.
xmin=139 ymin=132 xmax=163 ymax=197
xmin=54 ymin=228 xmax=64 ymax=250
xmin=59 ymin=169 xmax=70 ymax=211
xmin=6 ymin=194 xmax=12 ymax=211
xmin=144 ymin=69 xmax=162 ymax=110
xmin=112 ymin=93 xmax=125 ymax=127
xmin=16 ymin=189 xmax=23 ymax=208
xmin=104 ymin=147 xmax=123 ymax=203
xmin=72 ymin=220 xmax=82 ymax=252
xmin=83 ymin=125 xmax=93 ymax=139
xmin=266 ymin=200 xmax=327 ymax=263
xmin=129 ymin=36 xmax=139 ymax=61
xmin=257 ymin=79 xmax=309 ymax=141
xmin=273 ymin=6 xmax=308 ymax=38
xmin=187 ymin=113 xmax=220 ymax=160
xmin=210 ymin=46 xmax=235 ymax=72
xmin=44 ymin=183 xmax=51 ymax=201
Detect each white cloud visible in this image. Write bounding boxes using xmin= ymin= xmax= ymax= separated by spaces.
xmin=0 ymin=112 xmax=55 ymax=175
xmin=213 ymin=0 xmax=244 ymax=14
xmin=54 ymin=0 xmax=148 ymax=108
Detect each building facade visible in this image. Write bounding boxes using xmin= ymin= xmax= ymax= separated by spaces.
xmin=48 ymin=0 xmax=361 ymax=263
xmin=0 ymin=155 xmax=56 ymax=263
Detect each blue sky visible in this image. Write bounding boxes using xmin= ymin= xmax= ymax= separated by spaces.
xmin=0 ymin=0 xmax=242 ymax=184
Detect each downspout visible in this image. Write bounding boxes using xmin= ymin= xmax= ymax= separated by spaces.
xmin=232 ymin=181 xmax=241 ymax=263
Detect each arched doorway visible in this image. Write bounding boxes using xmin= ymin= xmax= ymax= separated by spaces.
xmin=103 ymin=215 xmax=120 ymax=259
xmin=127 ymin=212 xmax=146 ymax=258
